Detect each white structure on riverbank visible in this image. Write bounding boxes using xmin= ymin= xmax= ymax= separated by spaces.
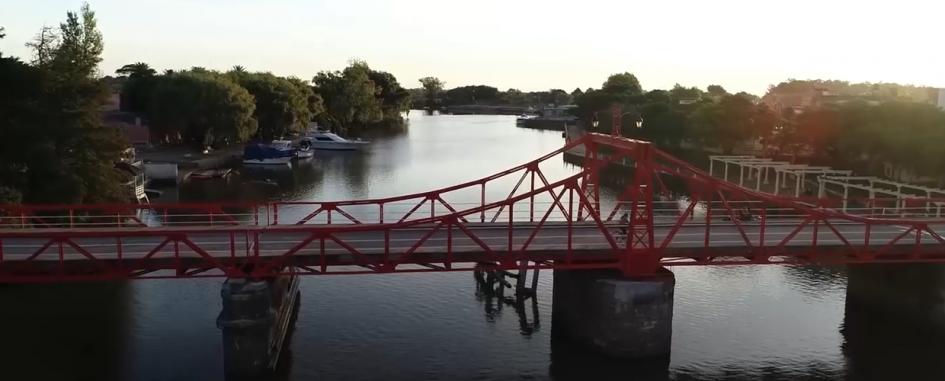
xmin=937 ymin=88 xmax=945 ymax=110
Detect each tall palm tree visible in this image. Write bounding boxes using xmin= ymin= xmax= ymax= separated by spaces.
xmin=115 ymin=62 xmax=156 ymax=78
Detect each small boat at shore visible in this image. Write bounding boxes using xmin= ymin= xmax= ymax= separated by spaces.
xmin=302 ymin=130 xmax=369 ymax=151
xmin=243 ymin=140 xmax=295 ymax=165
xmin=295 ymin=139 xmax=314 ymax=159
xmin=515 ymin=114 xmax=537 ymax=126
xmin=189 ymin=168 xmax=233 ymax=180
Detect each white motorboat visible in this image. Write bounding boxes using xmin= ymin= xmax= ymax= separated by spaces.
xmin=302 ymin=130 xmax=369 ymax=151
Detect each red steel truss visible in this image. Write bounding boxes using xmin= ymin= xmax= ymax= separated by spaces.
xmin=2 ymin=133 xmax=945 ymax=283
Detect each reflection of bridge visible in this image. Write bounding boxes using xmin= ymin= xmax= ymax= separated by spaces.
xmin=3 ymin=133 xmax=945 ymax=282
xmin=5 ymin=133 xmax=945 ymax=373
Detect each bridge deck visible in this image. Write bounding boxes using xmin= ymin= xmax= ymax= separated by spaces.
xmin=1 ymin=219 xmax=942 ymax=280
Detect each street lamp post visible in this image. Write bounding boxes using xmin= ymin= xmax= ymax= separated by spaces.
xmin=592 ymin=104 xmax=643 ymax=137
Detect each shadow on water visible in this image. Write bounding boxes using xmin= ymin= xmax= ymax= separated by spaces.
xmin=548 ymin=334 xmax=670 ymax=381
xmin=0 ymin=282 xmax=131 ymax=381
xmin=247 ymin=291 xmax=302 ymax=381
xmin=842 ymin=286 xmax=945 ymax=381
xmin=472 ymin=268 xmax=540 ymax=336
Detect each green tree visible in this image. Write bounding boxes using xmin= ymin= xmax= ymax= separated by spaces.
xmin=601 ymin=72 xmax=643 ymax=102
xmin=367 ymin=67 xmax=410 ymax=121
xmin=25 ymin=26 xmax=59 ymax=67
xmin=501 ymin=88 xmax=529 ymax=106
xmin=734 ymin=91 xmax=760 ymax=103
xmin=637 ymin=90 xmax=686 ymax=147
xmin=688 ymin=94 xmax=757 ymax=153
xmin=444 ymin=85 xmax=500 ymax=105
xmin=418 ymin=76 xmax=444 ymax=109
xmin=0 ymin=55 xmax=42 ymax=203
xmin=573 ymin=72 xmax=647 ymax=132
xmin=116 ymin=62 xmax=156 ymax=78
xmin=116 ymin=62 xmax=157 ymax=114
xmin=149 ymin=70 xmax=257 ymax=147
xmin=0 ymin=3 xmax=129 ymax=203
xmin=313 ymin=63 xmax=383 ymax=133
xmin=752 ymin=103 xmax=778 ymax=146
xmin=286 ymin=76 xmax=324 ymax=118
xmin=707 ymin=84 xmax=728 ymax=98
xmin=547 ymin=89 xmax=571 ymax=105
xmin=231 ymin=72 xmax=316 ymax=140
xmin=669 ymin=84 xmax=704 ymax=104
xmin=834 ymin=101 xmax=945 ymax=178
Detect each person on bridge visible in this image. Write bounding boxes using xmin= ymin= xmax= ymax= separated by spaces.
xmin=618 ymin=211 xmax=630 ymax=241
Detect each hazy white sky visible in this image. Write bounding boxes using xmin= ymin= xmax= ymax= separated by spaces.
xmin=2 ymin=0 xmax=943 ymax=95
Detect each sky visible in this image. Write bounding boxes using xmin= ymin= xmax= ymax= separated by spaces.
xmin=2 ymin=0 xmax=944 ymax=95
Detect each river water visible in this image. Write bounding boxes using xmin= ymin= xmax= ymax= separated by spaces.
xmin=2 ymin=113 xmax=942 ymax=380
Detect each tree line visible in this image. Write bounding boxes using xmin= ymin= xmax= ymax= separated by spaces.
xmin=571 ymin=73 xmax=945 ymax=183
xmin=414 ymin=77 xmax=572 ymax=110
xmin=570 ymin=72 xmax=775 ymax=153
xmin=773 ymin=100 xmax=945 ymax=182
xmin=119 ymin=59 xmax=410 ymax=148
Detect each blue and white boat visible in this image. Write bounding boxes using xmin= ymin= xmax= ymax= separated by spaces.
xmin=243 ymin=140 xmax=296 ymax=165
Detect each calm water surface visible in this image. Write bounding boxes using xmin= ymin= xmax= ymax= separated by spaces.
xmin=2 ymin=113 xmax=942 ymax=380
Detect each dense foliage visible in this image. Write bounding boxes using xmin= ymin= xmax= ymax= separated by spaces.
xmin=147 ymin=70 xmax=258 ymax=147
xmin=412 ymin=79 xmax=573 ymax=109
xmin=229 ymin=71 xmax=320 ymax=141
xmin=313 ymin=61 xmax=409 ymax=134
xmin=767 ymin=79 xmax=938 ymax=104
xmin=0 ymin=4 xmax=129 ymax=204
xmin=570 ymin=72 xmax=945 ymax=182
xmin=776 ymin=101 xmax=945 ymax=179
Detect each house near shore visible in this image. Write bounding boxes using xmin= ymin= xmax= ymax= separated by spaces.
xmin=101 ymin=76 xmax=152 ymax=147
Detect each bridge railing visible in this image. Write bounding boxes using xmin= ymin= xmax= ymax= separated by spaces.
xmin=0 ymin=203 xmax=264 ymax=229
xmin=654 ymin=196 xmax=945 ymax=266
xmin=643 ymin=146 xmax=945 ymax=265
xmin=0 ymin=171 xmax=629 ymax=280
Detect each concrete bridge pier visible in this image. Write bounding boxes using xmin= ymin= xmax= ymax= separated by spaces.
xmin=552 ymin=268 xmax=675 ymax=360
xmin=846 ymin=263 xmax=945 ymax=333
xmin=217 ymin=274 xmax=300 ymax=379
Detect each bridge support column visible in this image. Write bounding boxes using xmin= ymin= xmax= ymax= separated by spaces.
xmin=847 ymin=264 xmax=945 ymax=333
xmin=552 ymin=268 xmax=674 ymax=359
xmin=217 ymin=275 xmax=300 ymax=379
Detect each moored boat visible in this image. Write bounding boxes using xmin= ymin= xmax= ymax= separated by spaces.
xmin=302 ymin=130 xmax=369 ymax=151
xmin=295 ymin=139 xmax=314 ymax=159
xmin=243 ymin=140 xmax=295 ymax=165
xmin=188 ymin=168 xmax=233 ymax=180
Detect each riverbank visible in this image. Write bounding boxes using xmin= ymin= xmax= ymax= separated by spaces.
xmin=440 ymin=104 xmax=527 ymax=115
xmin=137 ymin=146 xmax=242 ymax=183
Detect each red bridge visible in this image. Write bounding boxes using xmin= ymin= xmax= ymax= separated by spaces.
xmin=2 ymin=133 xmax=944 ymax=283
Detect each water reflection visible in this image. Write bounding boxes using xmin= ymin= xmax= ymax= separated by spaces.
xmin=0 ymin=283 xmax=131 ymax=381
xmin=783 ymin=265 xmax=847 ymax=298
xmin=472 ymin=267 xmax=540 ymax=336
xmin=842 ymin=268 xmax=945 ymax=381
xmin=549 ymin=334 xmax=670 ymax=381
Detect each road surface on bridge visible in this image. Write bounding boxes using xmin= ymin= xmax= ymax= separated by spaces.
xmin=0 ymin=217 xmax=940 ymax=275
